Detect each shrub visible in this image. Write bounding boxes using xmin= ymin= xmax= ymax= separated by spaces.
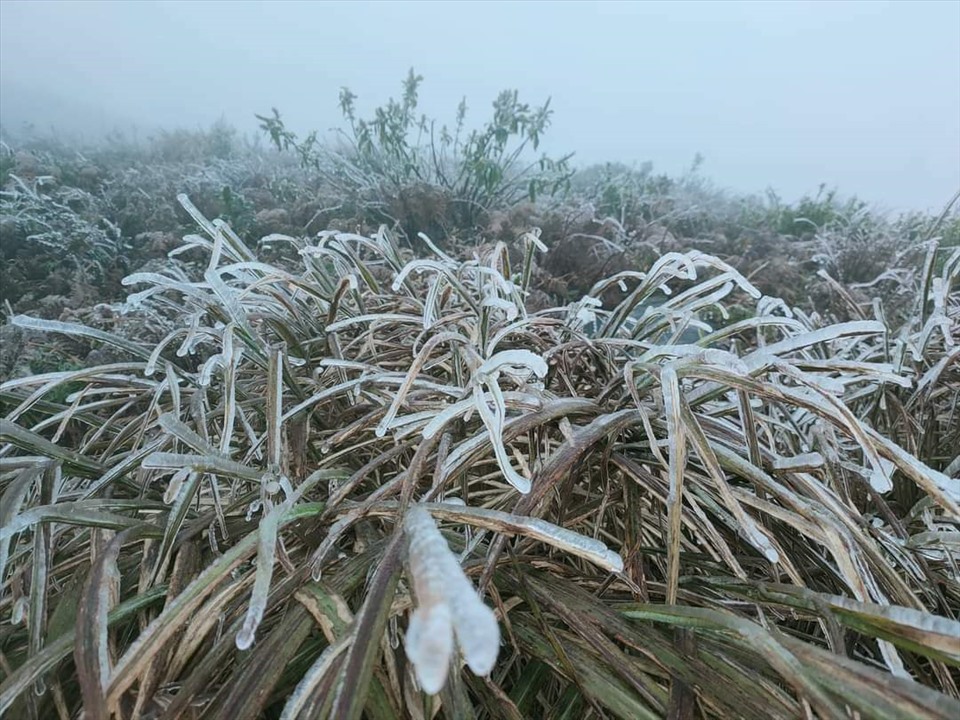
xmin=258 ymin=70 xmax=574 ymax=239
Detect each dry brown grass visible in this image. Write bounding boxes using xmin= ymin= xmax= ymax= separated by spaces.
xmin=1 ymin=197 xmax=958 ymax=719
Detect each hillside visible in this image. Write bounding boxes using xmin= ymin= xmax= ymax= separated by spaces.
xmin=1 ymin=77 xmax=958 ymax=719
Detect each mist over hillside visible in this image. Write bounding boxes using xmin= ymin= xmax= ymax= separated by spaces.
xmin=1 ymin=0 xmax=958 ymax=211
xmin=0 ymin=80 xmax=145 ymax=141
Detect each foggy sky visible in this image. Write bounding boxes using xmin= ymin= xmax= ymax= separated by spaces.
xmin=1 ymin=0 xmax=958 ymax=212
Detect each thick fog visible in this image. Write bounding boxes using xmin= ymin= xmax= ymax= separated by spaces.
xmin=1 ymin=0 xmax=958 ymax=211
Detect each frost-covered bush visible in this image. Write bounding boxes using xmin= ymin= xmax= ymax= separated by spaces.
xmin=258 ymin=70 xmax=574 ymax=239
xmin=0 ymin=173 xmax=125 ymax=307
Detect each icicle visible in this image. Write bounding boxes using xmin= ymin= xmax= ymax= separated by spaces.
xmin=235 ymin=505 xmax=282 ymax=650
xmin=404 ymin=505 xmax=500 ymax=694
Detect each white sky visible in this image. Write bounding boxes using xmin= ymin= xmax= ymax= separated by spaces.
xmin=1 ymin=0 xmax=958 ymax=211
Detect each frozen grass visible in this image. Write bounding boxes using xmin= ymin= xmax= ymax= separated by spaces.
xmin=3 ymin=118 xmax=956 ymax=326
xmin=0 ymin=172 xmax=125 ymax=306
xmin=1 ymin=193 xmax=958 ymax=718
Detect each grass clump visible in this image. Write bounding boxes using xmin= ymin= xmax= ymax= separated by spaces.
xmin=1 ymin=188 xmax=958 ymax=719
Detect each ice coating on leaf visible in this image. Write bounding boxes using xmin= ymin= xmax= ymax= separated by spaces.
xmin=169 ymin=233 xmax=212 ymax=257
xmin=418 ymin=231 xmax=459 ymax=266
xmin=660 ymin=364 xmax=685 ymax=502
xmin=745 ymin=321 xmax=886 ymax=368
xmin=236 ymin=505 xmax=282 ymax=650
xmin=176 ymin=313 xmax=203 ymax=357
xmin=158 ymin=413 xmax=216 ymax=454
xmin=198 ymin=353 xmax=225 ymax=387
xmin=162 ymin=468 xmax=190 ymax=504
xmin=260 ymin=233 xmax=299 ymax=247
xmin=647 ymin=252 xmax=698 ymax=284
xmin=204 ymin=268 xmax=250 ymax=334
xmin=426 ymin=504 xmax=624 ymax=573
xmin=779 ymin=374 xmax=898 ymax=505
xmin=795 ymin=372 xmax=846 ymax=396
xmin=325 ymin=313 xmax=423 ymax=333
xmin=145 ymin=329 xmax=184 ymax=376
xmin=869 ymin=457 xmax=895 ymax=494
xmin=423 ymin=275 xmax=444 ymax=329
xmin=757 ymin=295 xmax=794 ymax=318
xmin=404 ymin=505 xmax=501 ymax=693
xmin=473 ymin=384 xmax=532 ymax=493
xmin=482 ymin=295 xmax=519 ymax=321
xmin=375 ymin=331 xmax=471 ymax=438
xmin=521 ymin=516 xmax=625 ymax=572
xmin=741 ymin=525 xmax=780 ymax=564
xmin=11 ymin=314 xmax=150 ymax=360
xmin=573 ymin=295 xmax=603 ymax=328
xmin=142 ymin=453 xmax=263 ymax=484
xmin=449 ymin=580 xmax=500 ymax=676
xmin=121 ymin=271 xmax=182 ymax=288
xmin=695 ymin=348 xmax=749 ymax=374
xmin=521 ymin=228 xmax=548 ymax=253
xmin=405 ymin=604 xmax=454 ymax=694
xmin=475 ymin=350 xmax=548 ymax=382
xmin=772 ymin=452 xmax=825 ymax=472
xmin=218 ymin=261 xmax=285 ymax=280
xmin=423 ymin=392 xmax=542 ymax=442
xmin=473 ymin=265 xmax=517 ymax=296
xmin=422 ymin=398 xmax=475 ymax=439
xmin=647 ymin=346 xmax=750 ymax=375
xmin=11 ymin=596 xmax=28 ymax=625
xmin=392 ymin=258 xmax=451 ymax=291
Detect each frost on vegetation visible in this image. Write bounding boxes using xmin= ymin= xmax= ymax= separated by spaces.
xmin=569 ymin=295 xmax=603 ymax=332
xmin=519 ymin=227 xmax=548 ymax=256
xmin=0 ymin=173 xmax=124 ymax=283
xmin=426 ymin=503 xmax=625 ymax=573
xmin=391 ymin=259 xmax=456 ymax=292
xmin=5 ymin=129 xmax=959 ymax=712
xmin=236 ymin=500 xmax=287 ymax=651
xmin=772 ymin=452 xmax=825 ymax=473
xmin=470 ymin=350 xmax=549 ymax=494
xmin=641 ymin=344 xmax=749 ymax=375
xmin=162 ymin=468 xmax=192 ymax=504
xmin=404 ymin=505 xmax=499 ymax=694
xmin=481 ymin=294 xmax=519 ymax=321
xmin=757 ymin=295 xmax=794 ymax=318
xmin=11 ymin=596 xmax=28 ymax=625
xmin=474 ymin=349 xmax=548 ymax=385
